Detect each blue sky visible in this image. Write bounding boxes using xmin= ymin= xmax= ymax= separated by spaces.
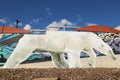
xmin=0 ymin=0 xmax=120 ymax=29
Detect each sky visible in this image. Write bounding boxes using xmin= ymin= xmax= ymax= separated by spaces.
xmin=0 ymin=0 xmax=120 ymax=30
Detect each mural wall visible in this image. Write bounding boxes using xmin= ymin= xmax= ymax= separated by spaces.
xmin=0 ymin=34 xmax=51 ymax=65
xmin=0 ymin=32 xmax=119 ymax=66
xmin=95 ymin=32 xmax=120 ymax=54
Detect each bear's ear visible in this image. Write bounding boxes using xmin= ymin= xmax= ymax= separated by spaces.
xmin=108 ymin=50 xmax=112 ymax=53
xmin=101 ymin=44 xmax=104 ymax=47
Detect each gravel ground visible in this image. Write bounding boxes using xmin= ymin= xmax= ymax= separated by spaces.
xmin=0 ymin=68 xmax=120 ymax=80
xmin=0 ymin=55 xmax=120 ymax=80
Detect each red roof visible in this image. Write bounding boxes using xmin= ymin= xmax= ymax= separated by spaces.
xmin=76 ymin=25 xmax=120 ymax=33
xmin=0 ymin=26 xmax=30 ymax=33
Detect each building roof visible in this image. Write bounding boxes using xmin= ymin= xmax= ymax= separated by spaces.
xmin=76 ymin=25 xmax=120 ymax=33
xmin=0 ymin=26 xmax=30 ymax=34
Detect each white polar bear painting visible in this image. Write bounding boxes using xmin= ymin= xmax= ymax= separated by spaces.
xmin=0 ymin=31 xmax=118 ymax=68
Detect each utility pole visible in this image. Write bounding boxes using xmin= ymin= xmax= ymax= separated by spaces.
xmin=16 ymin=19 xmax=20 ymax=28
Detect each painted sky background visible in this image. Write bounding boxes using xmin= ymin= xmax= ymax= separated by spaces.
xmin=0 ymin=0 xmax=120 ymax=30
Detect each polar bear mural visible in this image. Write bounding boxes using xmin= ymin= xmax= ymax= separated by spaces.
xmin=3 ymin=31 xmax=116 ymax=68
